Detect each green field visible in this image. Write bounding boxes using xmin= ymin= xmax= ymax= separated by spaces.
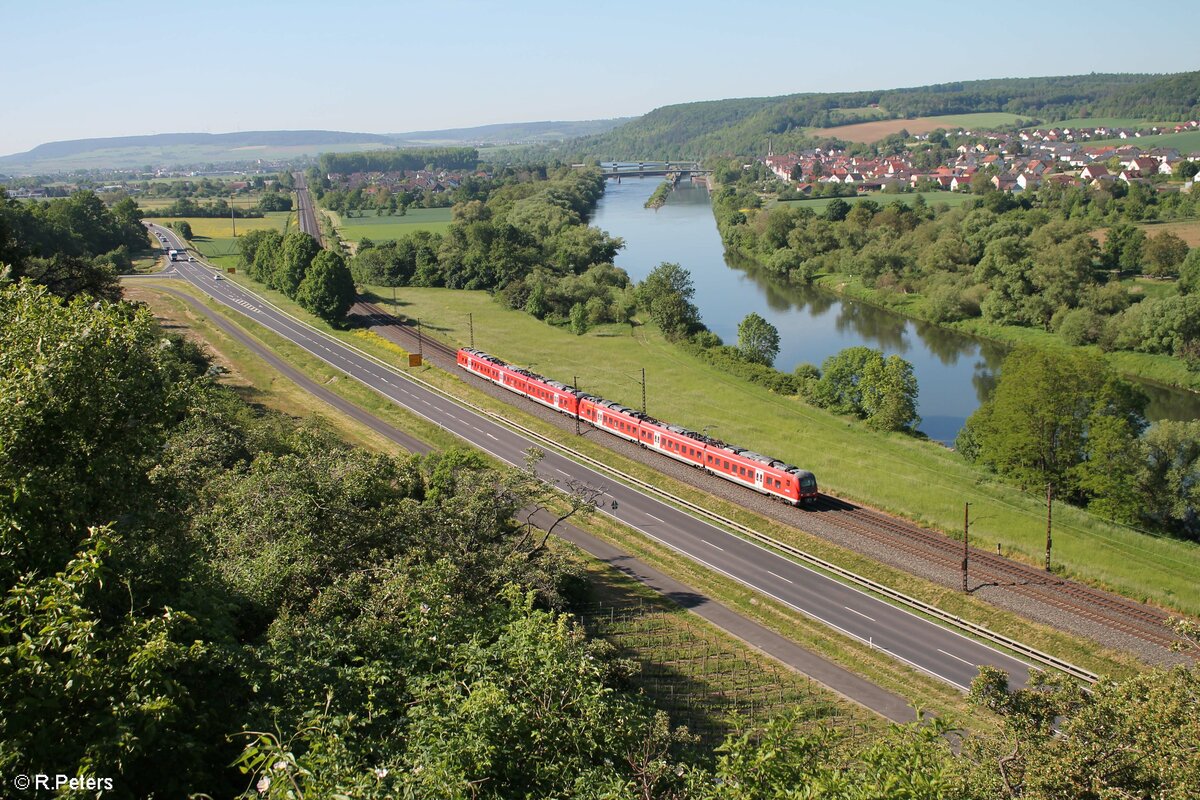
xmin=774 ymin=191 xmax=976 ymax=213
xmin=1025 ymin=117 xmax=1175 ymax=130
xmin=332 ymin=206 xmax=454 ymax=243
xmin=365 ymin=285 xmax=1200 ymax=615
xmin=1084 ymin=129 xmax=1200 ymax=152
xmin=153 ymin=212 xmax=293 ymax=269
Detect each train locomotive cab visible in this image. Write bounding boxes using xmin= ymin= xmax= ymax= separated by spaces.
xmin=790 ymin=469 xmax=819 ymax=504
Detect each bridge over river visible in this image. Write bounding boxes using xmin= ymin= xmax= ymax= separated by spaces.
xmin=589 ymin=161 xmax=712 ymax=179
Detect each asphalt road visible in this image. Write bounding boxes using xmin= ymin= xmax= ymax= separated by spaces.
xmin=144 ymin=222 xmax=1033 ymax=694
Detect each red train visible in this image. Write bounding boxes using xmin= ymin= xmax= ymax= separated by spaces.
xmin=457 ymin=348 xmax=819 ymax=505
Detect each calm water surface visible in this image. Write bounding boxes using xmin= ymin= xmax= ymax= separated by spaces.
xmin=590 ymin=176 xmax=1200 ymax=443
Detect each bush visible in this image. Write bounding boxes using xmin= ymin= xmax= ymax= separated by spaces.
xmin=1056 ymin=307 xmax=1105 ymax=345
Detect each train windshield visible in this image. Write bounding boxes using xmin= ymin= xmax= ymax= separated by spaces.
xmin=800 ymin=477 xmax=817 ymax=490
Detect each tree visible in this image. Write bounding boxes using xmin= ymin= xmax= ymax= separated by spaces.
xmin=171 ymin=220 xmax=193 ymax=240
xmin=636 ymin=262 xmax=701 ymax=338
xmin=1176 ymin=160 xmax=1200 ymax=181
xmin=810 ymin=346 xmax=880 ymax=416
xmin=966 ymin=661 xmax=1200 ymax=800
xmin=824 ymin=197 xmax=851 ymax=222
xmin=960 ymin=346 xmax=1146 ymax=492
xmin=1102 ymin=223 xmax=1146 ymax=274
xmin=1138 ymin=420 xmax=1200 ymax=537
xmin=296 ymin=250 xmax=356 ymax=324
xmin=736 ymin=312 xmax=780 ymax=366
xmin=861 ymin=354 xmax=921 ymax=432
xmin=275 ymin=231 xmax=320 ymax=296
xmin=1142 ymin=231 xmax=1190 ymax=277
xmin=1181 ymin=247 xmax=1200 ymax=294
xmin=568 ymin=301 xmax=588 ymax=335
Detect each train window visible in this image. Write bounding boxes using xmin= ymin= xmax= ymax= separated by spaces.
xmin=723 ymin=460 xmax=730 ymax=469
xmin=706 ymin=455 xmax=713 ymax=463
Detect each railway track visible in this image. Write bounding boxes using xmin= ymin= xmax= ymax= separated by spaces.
xmin=814 ymin=498 xmax=1179 ymax=651
xmin=351 ymin=298 xmax=1185 ymax=656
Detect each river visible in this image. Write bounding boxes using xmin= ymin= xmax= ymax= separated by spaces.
xmin=590 ymin=175 xmax=1200 ymax=444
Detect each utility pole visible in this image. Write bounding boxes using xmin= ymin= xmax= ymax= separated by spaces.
xmin=468 ymin=312 xmax=474 ymax=349
xmin=392 ymin=285 xmax=396 ymax=314
xmin=1045 ymin=482 xmax=1054 ymax=572
xmin=574 ymin=375 xmax=581 ymax=436
xmin=962 ymin=502 xmax=971 ymax=593
xmin=417 ymin=317 xmax=423 ymax=360
xmin=230 ymin=193 xmax=236 ymax=238
xmin=640 ymin=367 xmax=646 ymax=416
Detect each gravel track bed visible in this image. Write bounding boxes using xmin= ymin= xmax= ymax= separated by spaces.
xmin=362 ymin=313 xmax=1182 ymax=667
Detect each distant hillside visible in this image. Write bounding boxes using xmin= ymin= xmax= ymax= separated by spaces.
xmin=0 ymin=119 xmax=630 ymax=175
xmin=389 ymin=118 xmax=631 ymax=146
xmin=563 ymin=72 xmax=1193 ymax=160
xmin=0 ymin=130 xmax=396 ymax=174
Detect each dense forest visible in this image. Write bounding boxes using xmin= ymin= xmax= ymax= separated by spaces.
xmin=319 ymin=147 xmax=480 ymax=175
xmin=3 ymin=184 xmax=1200 ymax=797
xmin=558 ymin=72 xmax=1198 ymax=160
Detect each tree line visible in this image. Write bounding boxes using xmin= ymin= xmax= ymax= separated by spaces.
xmin=959 ymin=346 xmax=1200 ymax=538
xmin=0 ymin=188 xmax=146 ymax=300
xmin=238 ymin=229 xmax=356 ymax=324
xmin=140 ymin=192 xmax=293 ymax=219
xmin=319 ymin=146 xmax=479 ymax=175
xmin=711 ymin=162 xmax=1200 ymax=371
xmin=348 ymin=167 xmax=636 ymax=333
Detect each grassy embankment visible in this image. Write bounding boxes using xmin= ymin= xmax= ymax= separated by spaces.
xmin=358 ymin=286 xmax=1200 ymax=619
xmin=122 ymin=280 xmax=888 ymax=730
xmin=150 ymin=212 xmax=293 ymax=271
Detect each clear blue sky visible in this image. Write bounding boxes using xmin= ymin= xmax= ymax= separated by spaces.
xmin=3 ymin=0 xmax=1198 ymax=156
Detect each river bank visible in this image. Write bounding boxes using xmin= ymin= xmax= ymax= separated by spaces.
xmin=703 ymin=180 xmax=1200 ymax=406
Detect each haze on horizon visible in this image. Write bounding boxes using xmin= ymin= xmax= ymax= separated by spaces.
xmin=3 ymin=0 xmax=1198 ymax=158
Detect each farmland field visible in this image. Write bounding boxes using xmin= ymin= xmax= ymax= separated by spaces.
xmin=333 ymin=206 xmax=454 ymax=242
xmin=810 ymin=112 xmax=1028 ymax=142
xmin=137 ymin=194 xmax=270 ymax=212
xmin=774 ymin=190 xmax=976 ymax=212
xmin=1092 ymin=218 xmax=1200 ymax=247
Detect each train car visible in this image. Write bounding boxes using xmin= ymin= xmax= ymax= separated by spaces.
xmin=458 ymin=348 xmax=579 ymax=414
xmin=579 ymin=397 xmax=644 ymax=444
xmin=456 ymin=347 xmax=820 ymax=505
xmin=639 ymin=418 xmax=708 ymax=469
